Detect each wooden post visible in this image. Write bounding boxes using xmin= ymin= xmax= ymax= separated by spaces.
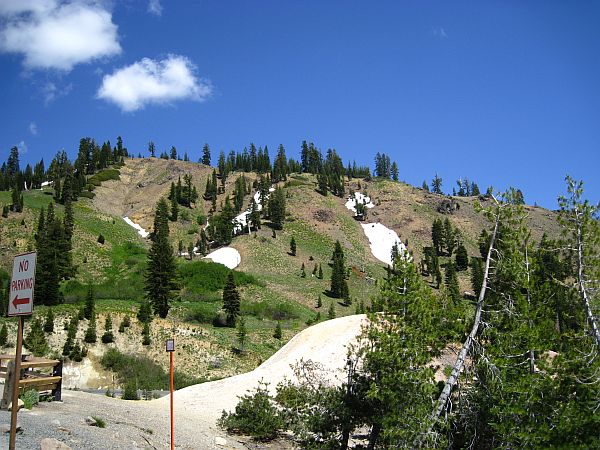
xmin=52 ymin=360 xmax=63 ymax=401
xmin=170 ymin=351 xmax=174 ymax=450
xmin=9 ymin=316 xmax=24 ymax=450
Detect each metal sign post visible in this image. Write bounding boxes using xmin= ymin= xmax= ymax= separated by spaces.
xmin=166 ymin=339 xmax=175 ymax=450
xmin=8 ymin=252 xmax=36 ymax=450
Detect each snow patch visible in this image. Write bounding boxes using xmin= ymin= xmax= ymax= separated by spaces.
xmin=345 ymin=192 xmax=375 ymax=213
xmin=361 ymin=223 xmax=405 ymax=266
xmin=233 ymin=188 xmax=275 ymax=234
xmin=123 ymin=217 xmax=150 ymax=238
xmin=204 ymin=247 xmax=241 ymax=269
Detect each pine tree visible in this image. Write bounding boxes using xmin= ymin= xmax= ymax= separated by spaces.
xmin=84 ymin=315 xmax=97 ymax=343
xmin=443 ymin=218 xmax=456 ymax=256
xmin=236 ymin=316 xmax=247 ymax=352
xmin=318 ymin=264 xmax=323 ymax=279
xmin=25 ymin=319 xmax=48 ymax=357
xmin=290 ymin=236 xmax=297 ymax=256
xmin=0 ymin=323 xmax=7 ymax=346
xmin=431 ymin=219 xmax=444 ymax=256
xmin=301 ymin=262 xmax=306 ymax=278
xmin=268 ymin=187 xmax=286 ymax=230
xmin=365 ymin=253 xmax=445 ymax=447
xmin=145 ymin=198 xmax=177 ymax=318
xmin=202 ymin=143 xmax=211 ymax=166
xmin=170 ymin=190 xmax=178 ymax=221
xmin=330 ymin=241 xmax=349 ymax=299
xmin=83 ymin=285 xmax=95 ymax=320
xmin=328 ymin=302 xmax=336 ymax=320
xmin=101 ymin=314 xmax=114 ymax=343
xmin=222 ymin=271 xmax=241 ymax=327
xmin=431 ymin=174 xmax=443 ymax=194
xmin=455 ymin=243 xmax=469 ymax=271
xmin=444 ymin=261 xmax=461 ymax=304
xmin=142 ymin=322 xmax=151 ymax=345
xmin=273 ymin=321 xmax=282 ymax=340
xmin=317 ymin=294 xmax=322 ymax=308
xmin=137 ymin=299 xmax=153 ymax=324
xmin=470 ymin=257 xmax=484 ymax=297
xmin=391 ymin=161 xmax=399 ymax=181
xmin=43 ymin=308 xmax=55 ymax=333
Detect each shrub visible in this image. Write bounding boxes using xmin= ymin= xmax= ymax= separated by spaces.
xmin=21 ymin=389 xmax=40 ymax=409
xmin=91 ymin=416 xmax=106 ymax=428
xmin=101 ymin=348 xmax=200 ymax=390
xmin=187 ymin=301 xmax=220 ymax=324
xmin=78 ymin=191 xmax=95 ymax=199
xmin=88 ymin=169 xmax=120 ymax=185
xmin=218 ymin=381 xmax=284 ymax=440
xmin=178 ymin=261 xmax=260 ymax=297
xmin=97 ymin=234 xmax=105 ymax=244
xmin=122 ymin=381 xmax=139 ymax=400
xmin=242 ymin=301 xmax=300 ymax=321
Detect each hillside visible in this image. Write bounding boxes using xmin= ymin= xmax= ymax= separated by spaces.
xmin=0 ymin=157 xmax=562 ymax=390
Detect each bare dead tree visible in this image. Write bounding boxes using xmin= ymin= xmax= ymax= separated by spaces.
xmin=558 ymin=176 xmax=600 ymax=354
xmin=414 ymin=197 xmax=502 ymax=447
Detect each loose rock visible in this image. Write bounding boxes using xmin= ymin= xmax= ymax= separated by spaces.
xmin=40 ymin=437 xmax=72 ymax=450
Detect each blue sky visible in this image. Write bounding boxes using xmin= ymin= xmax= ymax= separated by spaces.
xmin=1 ymin=1 xmax=598 ymax=208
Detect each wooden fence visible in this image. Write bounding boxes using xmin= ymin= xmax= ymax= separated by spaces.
xmin=0 ymin=354 xmax=62 ymax=409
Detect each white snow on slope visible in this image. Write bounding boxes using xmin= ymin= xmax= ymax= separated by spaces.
xmin=204 ymin=247 xmax=241 ymax=269
xmin=233 ymin=187 xmax=276 ymax=233
xmin=123 ymin=217 xmax=150 ymax=238
xmin=345 ymin=192 xmax=375 ymax=213
xmin=361 ymin=222 xmax=405 ymax=266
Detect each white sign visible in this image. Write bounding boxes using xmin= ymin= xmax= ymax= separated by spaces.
xmin=8 ymin=252 xmax=37 ymax=317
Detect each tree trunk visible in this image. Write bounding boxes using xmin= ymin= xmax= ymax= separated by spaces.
xmin=576 ymin=213 xmax=600 ymax=353
xmin=367 ymin=422 xmax=381 ymax=450
xmin=414 ymin=207 xmax=501 ymax=447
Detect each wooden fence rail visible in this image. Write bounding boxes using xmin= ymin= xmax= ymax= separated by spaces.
xmin=0 ymin=354 xmax=62 ymax=409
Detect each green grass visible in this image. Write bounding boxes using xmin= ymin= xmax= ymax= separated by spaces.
xmin=88 ymin=168 xmax=120 ymax=185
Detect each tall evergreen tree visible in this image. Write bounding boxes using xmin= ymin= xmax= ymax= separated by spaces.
xmin=268 ymin=187 xmax=286 ymax=230
xmin=84 ymin=314 xmax=97 ymax=343
xmin=145 ymin=198 xmax=177 ymax=318
xmin=222 ymin=271 xmax=241 ymax=327
xmin=431 ymin=218 xmax=444 ymax=256
xmin=201 ymin=143 xmax=211 ymax=166
xmin=431 ymin=174 xmax=443 ymax=194
xmin=330 ymin=241 xmax=349 ymax=299
xmin=455 ymin=243 xmax=469 ymax=271
xmin=444 ymin=260 xmax=461 ymax=304
xmin=83 ymin=285 xmax=95 ymax=320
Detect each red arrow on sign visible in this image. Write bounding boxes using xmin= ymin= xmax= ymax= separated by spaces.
xmin=12 ymin=295 xmax=30 ymax=308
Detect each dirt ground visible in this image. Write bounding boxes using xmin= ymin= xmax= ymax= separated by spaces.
xmin=1 ymin=314 xmax=366 ymax=449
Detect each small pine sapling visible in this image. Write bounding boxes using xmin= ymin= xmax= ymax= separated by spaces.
xmin=0 ymin=323 xmax=8 ymax=346
xmin=328 ymin=302 xmax=336 ymax=320
xmin=43 ymin=308 xmax=55 ymax=333
xmin=101 ymin=315 xmax=114 ymax=344
xmin=273 ymin=321 xmax=282 ymax=340
xmin=142 ymin=322 xmax=151 ymax=346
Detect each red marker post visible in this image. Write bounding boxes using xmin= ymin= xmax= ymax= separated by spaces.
xmin=8 ymin=252 xmax=37 ymax=450
xmin=166 ymin=338 xmax=175 ymax=450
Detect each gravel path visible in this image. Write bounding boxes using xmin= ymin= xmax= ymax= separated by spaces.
xmin=0 ymin=315 xmax=366 ymax=449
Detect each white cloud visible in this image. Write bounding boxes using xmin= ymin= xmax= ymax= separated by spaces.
xmin=97 ymin=55 xmax=212 ymax=112
xmin=16 ymin=140 xmax=28 ymax=155
xmin=41 ymin=81 xmax=72 ymax=104
xmin=0 ymin=0 xmax=121 ymax=71
xmin=29 ymin=122 xmax=38 ymax=135
xmin=432 ymin=27 xmax=448 ymax=39
xmin=147 ymin=0 xmax=162 ymax=16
